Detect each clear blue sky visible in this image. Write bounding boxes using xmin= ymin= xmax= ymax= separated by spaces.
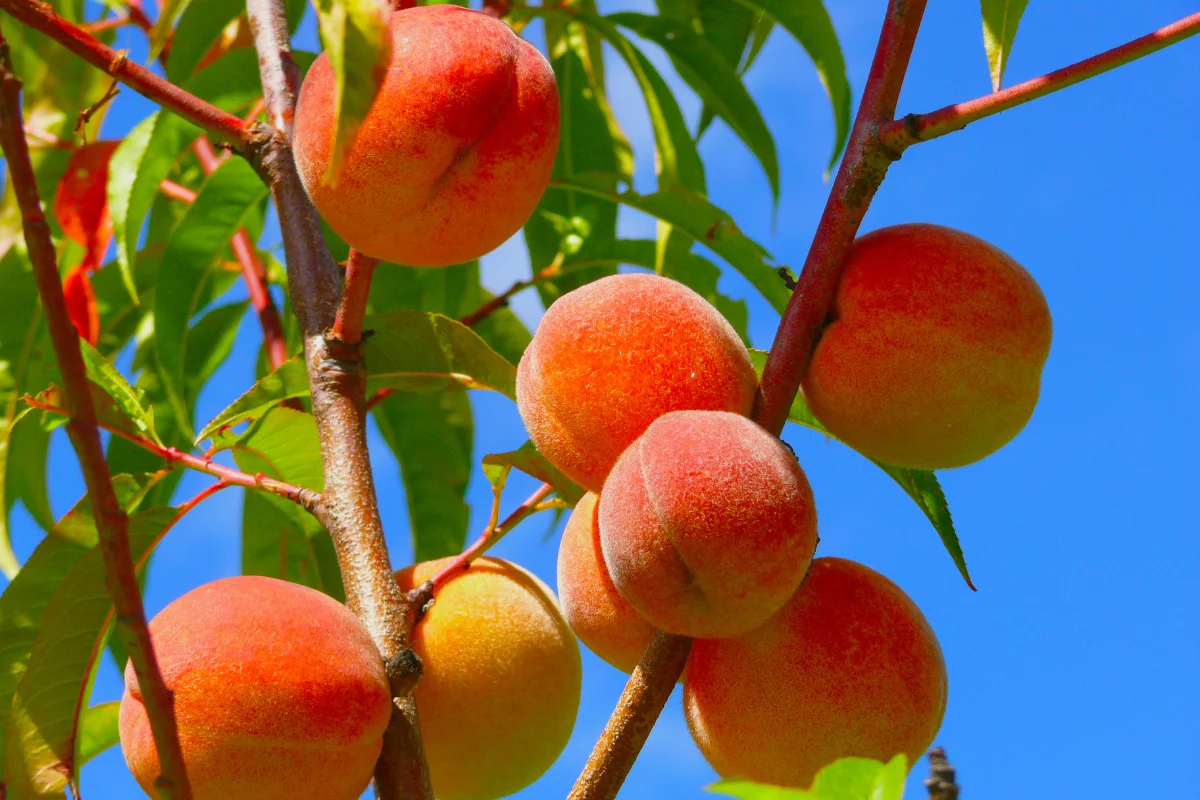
xmin=5 ymin=1 xmax=1196 ymax=797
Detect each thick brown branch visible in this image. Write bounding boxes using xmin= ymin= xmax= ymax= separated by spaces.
xmin=567 ymin=632 xmax=693 ymax=800
xmin=245 ymin=2 xmax=433 ymax=798
xmin=925 ymin=747 xmax=960 ymax=800
xmin=331 ymin=248 xmax=378 ymax=345
xmin=880 ymin=11 xmax=1200 ymax=151
xmin=752 ymin=0 xmax=927 ymax=437
xmin=0 ymin=36 xmax=192 ymax=800
xmin=0 ymin=0 xmax=247 ymax=147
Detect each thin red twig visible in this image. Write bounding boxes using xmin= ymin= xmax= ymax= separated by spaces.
xmin=158 ymin=178 xmax=196 ymax=203
xmin=21 ymin=395 xmax=323 ymax=515
xmin=332 ymin=248 xmax=378 ymax=344
xmin=880 ymin=11 xmax=1200 ymax=151
xmin=458 ymin=258 xmax=562 ymax=328
xmin=81 ymin=14 xmax=131 ymax=35
xmin=0 ymin=0 xmax=247 ymax=147
xmin=0 ymin=37 xmax=193 ymax=800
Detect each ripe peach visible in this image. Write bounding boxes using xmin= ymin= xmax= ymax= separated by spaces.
xmin=557 ymin=492 xmax=657 ymax=673
xmin=517 ymin=273 xmax=758 ymax=493
xmin=802 ymin=223 xmax=1052 ymax=469
xmin=396 ymin=557 xmax=580 ymax=800
xmin=684 ymin=557 xmax=948 ymax=788
xmin=293 ymin=5 xmax=559 ymax=266
xmin=119 ymin=576 xmax=391 ymax=800
xmin=599 ymin=410 xmax=817 ymax=638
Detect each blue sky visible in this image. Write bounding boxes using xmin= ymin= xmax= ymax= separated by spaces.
xmin=5 ymin=1 xmax=1198 ymax=797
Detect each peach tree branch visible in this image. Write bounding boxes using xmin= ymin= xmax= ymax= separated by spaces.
xmin=569 ymin=2 xmax=930 ymax=798
xmin=0 ymin=34 xmax=193 ymax=800
xmin=0 ymin=0 xmax=248 ymax=148
xmin=331 ymin=248 xmax=378 ymax=345
xmin=880 ymin=11 xmax=1200 ymax=152
xmin=244 ymin=2 xmax=434 ymax=799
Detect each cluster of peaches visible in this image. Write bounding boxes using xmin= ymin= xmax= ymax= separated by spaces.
xmin=117 ymin=5 xmax=1054 ymax=799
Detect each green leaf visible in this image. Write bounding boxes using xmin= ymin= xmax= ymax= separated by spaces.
xmin=164 ymin=0 xmax=246 ymax=83
xmin=981 ymin=0 xmax=1029 ymax=91
xmin=183 ymin=301 xmax=250 ymax=406
xmin=224 ymin=409 xmax=345 ymax=601
xmin=469 ymin=296 xmax=533 ymax=367
xmin=481 ymin=442 xmax=585 ymax=506
xmin=711 ymin=754 xmax=908 ymax=800
xmin=0 ymin=475 xmax=161 ymax=788
xmin=737 ymin=0 xmax=850 ymax=171
xmin=4 ymin=414 xmax=53 ymax=534
xmin=153 ymin=157 xmax=269 ymax=434
xmin=550 ymin=175 xmax=792 ymax=314
xmin=374 ymin=392 xmax=473 ymax=561
xmin=148 ymin=0 xmax=189 ymax=61
xmin=610 ymin=11 xmax=779 ymax=203
xmin=79 ymin=339 xmax=161 ymax=445
xmin=23 ymin=378 xmax=154 ymax=446
xmin=3 ymin=506 xmax=179 ymax=799
xmin=74 ymin=702 xmax=120 ymax=769
xmin=196 ymin=311 xmax=516 ymax=442
xmin=313 ymin=0 xmax=393 ymax=183
xmin=746 ymin=350 xmax=973 ymax=589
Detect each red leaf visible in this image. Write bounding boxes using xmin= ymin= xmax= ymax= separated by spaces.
xmin=53 ymin=140 xmax=120 ymax=273
xmin=63 ymin=266 xmax=99 ymax=345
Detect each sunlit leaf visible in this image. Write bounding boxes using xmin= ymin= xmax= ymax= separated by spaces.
xmin=711 ymin=754 xmax=907 ymax=800
xmin=550 ymin=175 xmax=792 ymax=314
xmin=981 ymin=0 xmax=1030 ymax=91
xmin=482 ymin=442 xmax=585 ymax=505
xmin=153 ymin=157 xmax=269 ymax=434
xmin=737 ymin=0 xmax=850 ymax=171
xmin=747 ymin=350 xmax=973 ymax=589
xmin=183 ymin=301 xmax=249 ymax=406
xmin=611 ymin=11 xmax=779 ymax=202
xmin=374 ymin=392 xmax=473 ymax=561
xmin=196 ymin=311 xmax=516 ymax=442
xmin=148 ymin=0 xmax=189 ymax=61
xmin=313 ymin=0 xmax=393 ymax=184
xmin=74 ymin=702 xmax=120 ymax=769
xmin=165 ymin=0 xmax=248 ymax=83
xmin=78 ymin=340 xmax=160 ymax=445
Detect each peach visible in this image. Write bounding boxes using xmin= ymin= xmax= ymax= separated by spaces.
xmin=684 ymin=557 xmax=948 ymax=788
xmin=293 ymin=5 xmax=559 ymax=266
xmin=557 ymin=492 xmax=657 ymax=673
xmin=599 ymin=410 xmax=818 ymax=638
xmin=119 ymin=576 xmax=391 ymax=800
xmin=517 ymin=273 xmax=758 ymax=493
xmin=802 ymin=223 xmax=1053 ymax=469
xmin=396 ymin=557 xmax=580 ymax=800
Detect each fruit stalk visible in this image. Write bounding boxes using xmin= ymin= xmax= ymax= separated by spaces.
xmin=753 ymin=0 xmax=928 ymax=438
xmin=879 ymin=11 xmax=1200 ymax=151
xmin=0 ymin=37 xmax=194 ymax=800
xmin=244 ymin=2 xmax=434 ymax=798
xmin=0 ymin=0 xmax=248 ymax=148
xmin=569 ymin=3 xmax=928 ymax=798
xmin=332 ymin=248 xmax=379 ymax=345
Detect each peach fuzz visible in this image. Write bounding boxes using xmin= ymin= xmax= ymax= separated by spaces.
xmin=517 ymin=273 xmax=758 ymax=493
xmin=396 ymin=557 xmax=580 ymax=800
xmin=802 ymin=222 xmax=1052 ymax=469
xmin=119 ymin=576 xmax=392 ymax=800
xmin=557 ymin=492 xmax=657 ymax=673
xmin=684 ymin=557 xmax=948 ymax=789
xmin=293 ymin=5 xmax=559 ymax=267
xmin=599 ymin=410 xmax=817 ymax=638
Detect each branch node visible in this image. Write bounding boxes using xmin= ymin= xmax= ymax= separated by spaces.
xmin=925 ymin=747 xmax=960 ymax=800
xmin=777 ymin=266 xmax=797 ymax=291
xmin=385 ymin=647 xmax=424 ymax=697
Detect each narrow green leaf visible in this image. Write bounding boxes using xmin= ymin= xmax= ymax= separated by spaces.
xmin=746 ymin=350 xmax=973 ymax=589
xmin=24 ymin=379 xmax=153 ymax=445
xmin=195 ymin=311 xmax=516 ymax=442
xmin=313 ymin=0 xmax=393 ymax=183
xmin=164 ymin=0 xmax=246 ymax=83
xmin=550 ymin=175 xmax=792 ymax=314
xmin=183 ymin=301 xmax=250 ymax=405
xmin=469 ymin=296 xmax=533 ymax=367
xmin=225 ymin=409 xmax=345 ymax=601
xmin=611 ymin=11 xmax=779 ymax=202
xmin=374 ymin=392 xmax=473 ymax=561
xmin=482 ymin=442 xmax=585 ymax=505
xmin=153 ymin=157 xmax=269 ymax=433
xmin=148 ymin=0 xmax=189 ymax=61
xmin=735 ymin=0 xmax=850 ymax=171
xmin=4 ymin=414 xmax=53 ymax=533
xmin=78 ymin=339 xmax=161 ymax=445
xmin=4 ymin=507 xmax=179 ymax=798
xmin=981 ymin=0 xmax=1030 ymax=91
xmin=74 ymin=702 xmax=120 ymax=769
